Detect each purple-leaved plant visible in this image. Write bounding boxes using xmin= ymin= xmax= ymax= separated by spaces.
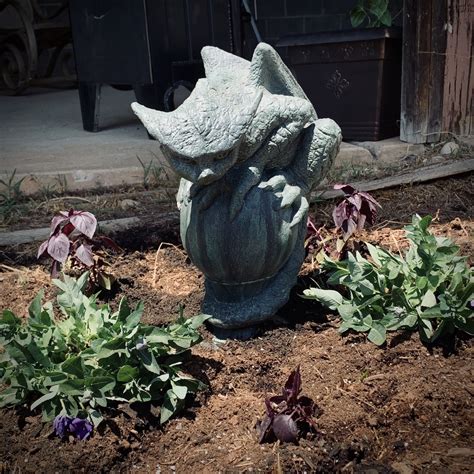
xmin=256 ymin=366 xmax=317 ymax=444
xmin=332 ymin=184 xmax=381 ymax=240
xmin=38 ymin=209 xmax=120 ymax=288
xmin=53 ymin=415 xmax=93 ymax=440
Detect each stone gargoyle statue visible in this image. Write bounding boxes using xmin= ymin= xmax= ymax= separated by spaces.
xmin=132 ymin=43 xmax=341 ymax=339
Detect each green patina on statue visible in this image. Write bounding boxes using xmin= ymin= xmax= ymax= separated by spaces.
xmin=132 ymin=43 xmax=341 ymax=339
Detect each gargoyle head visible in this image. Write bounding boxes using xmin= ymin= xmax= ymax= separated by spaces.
xmin=132 ymin=75 xmax=262 ymax=185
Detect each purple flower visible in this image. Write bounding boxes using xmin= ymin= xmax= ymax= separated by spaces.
xmin=53 ymin=415 xmax=93 ymax=440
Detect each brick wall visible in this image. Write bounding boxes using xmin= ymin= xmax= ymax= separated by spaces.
xmin=245 ymin=0 xmax=403 ymax=45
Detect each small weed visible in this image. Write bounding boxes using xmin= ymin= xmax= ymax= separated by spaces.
xmin=137 ymin=155 xmax=165 ymax=190
xmin=360 ymin=369 xmax=370 ymax=382
xmin=0 ymin=169 xmax=25 ymax=223
xmin=55 ymin=174 xmax=69 ymax=194
xmin=38 ymin=182 xmax=59 ymax=201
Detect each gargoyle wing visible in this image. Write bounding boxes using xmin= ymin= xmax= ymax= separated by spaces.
xmin=201 ymin=46 xmax=250 ymax=87
xmin=249 ymin=43 xmax=313 ymax=107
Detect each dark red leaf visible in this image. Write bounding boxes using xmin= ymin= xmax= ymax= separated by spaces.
xmin=37 ymin=240 xmax=49 ymax=259
xmin=358 ymin=191 xmax=381 ymax=207
xmin=333 ymin=183 xmax=356 ymax=195
xmin=356 ymin=212 xmax=367 ymax=231
xmin=49 ymin=215 xmax=69 ymax=236
xmin=256 ymin=415 xmax=273 ymax=444
xmin=272 ymin=414 xmax=298 ymax=443
xmin=268 ymin=395 xmax=286 ymax=405
xmin=342 ymin=217 xmax=357 ymax=239
xmin=62 ymin=222 xmax=75 ymax=237
xmin=51 ymin=260 xmax=60 ymax=278
xmin=284 ymin=366 xmax=302 ymax=404
xmin=70 ymin=211 xmax=97 ymax=239
xmin=47 ymin=233 xmax=70 ymax=263
xmin=75 ymin=244 xmax=94 ymax=267
xmin=297 ymin=396 xmax=316 ymax=412
xmin=333 ymin=201 xmax=350 ymax=229
xmin=347 ymin=194 xmax=362 ymax=211
xmin=98 ymin=236 xmax=121 ymax=252
xmin=257 ymin=366 xmax=318 ymax=444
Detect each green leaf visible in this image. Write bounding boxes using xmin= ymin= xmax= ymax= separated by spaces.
xmin=171 ymin=381 xmax=188 ymax=400
xmin=454 ymin=317 xmax=474 ymax=335
xmin=125 ymin=302 xmax=144 ymax=329
xmin=186 ymin=313 xmax=211 ymax=330
xmin=117 ymin=298 xmax=131 ymax=321
xmin=379 ymin=9 xmax=392 ymax=26
xmin=419 ymin=319 xmax=434 ymax=342
xmin=88 ymin=409 xmax=104 ymax=427
xmin=146 ymin=329 xmax=170 ymax=344
xmin=0 ymin=387 xmax=24 ymax=407
xmin=58 ymin=380 xmax=85 ymax=396
xmin=117 ymin=365 xmax=139 ymax=383
xmin=421 ymin=290 xmax=437 ymax=308
xmin=302 ymin=288 xmax=343 ymax=309
xmin=367 ymin=323 xmax=386 ymax=346
xmin=26 ymin=342 xmax=51 ymax=368
xmin=97 ymin=272 xmax=113 ymax=290
xmin=31 ymin=386 xmax=59 ymax=410
xmin=338 ymin=304 xmax=356 ymax=320
xmin=160 ymin=389 xmax=178 ymax=424
xmin=350 ymin=6 xmax=366 ymax=27
xmin=421 ymin=306 xmax=442 ymax=319
xmin=416 ymin=277 xmax=428 ymax=290
xmin=1 ymin=309 xmax=20 ymax=326
xmin=399 ymin=312 xmax=418 ymax=328
xmin=137 ymin=349 xmax=162 ymax=375
xmin=28 ymin=290 xmax=44 ymax=319
xmin=366 ymin=242 xmax=383 ymax=266
xmin=86 ymin=376 xmax=116 ymax=395
xmin=62 ymin=356 xmax=84 ymax=378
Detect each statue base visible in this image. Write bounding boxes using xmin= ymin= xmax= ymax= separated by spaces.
xmin=203 ymin=221 xmax=306 ymax=339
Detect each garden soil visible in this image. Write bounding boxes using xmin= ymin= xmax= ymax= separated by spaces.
xmin=0 ymin=175 xmax=473 ymax=473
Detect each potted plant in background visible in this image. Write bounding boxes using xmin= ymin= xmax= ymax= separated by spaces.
xmin=277 ymin=0 xmax=403 ymax=141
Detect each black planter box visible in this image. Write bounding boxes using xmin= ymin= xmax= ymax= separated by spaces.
xmin=69 ymin=0 xmax=241 ymax=131
xmin=277 ymin=28 xmax=402 ymax=141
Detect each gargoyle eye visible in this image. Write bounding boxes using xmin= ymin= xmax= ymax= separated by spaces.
xmin=212 ymin=152 xmax=227 ymax=161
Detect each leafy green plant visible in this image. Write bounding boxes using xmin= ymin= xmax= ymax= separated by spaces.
xmin=350 ymin=0 xmax=392 ymax=28
xmin=303 ymin=215 xmax=474 ymax=345
xmin=0 ymin=273 xmax=209 ymax=426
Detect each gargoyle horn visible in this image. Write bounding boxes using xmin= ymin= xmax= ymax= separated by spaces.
xmin=131 ymin=102 xmax=168 ymax=143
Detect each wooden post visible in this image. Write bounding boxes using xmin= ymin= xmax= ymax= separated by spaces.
xmin=443 ymin=0 xmax=474 ymax=137
xmin=400 ymin=0 xmax=447 ymax=144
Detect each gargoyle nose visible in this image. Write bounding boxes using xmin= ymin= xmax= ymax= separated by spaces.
xmin=197 ymin=169 xmax=216 ymax=185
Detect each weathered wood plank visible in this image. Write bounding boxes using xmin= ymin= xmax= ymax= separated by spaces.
xmin=313 ymin=158 xmax=474 ymax=200
xmin=427 ymin=1 xmax=448 ymax=140
xmin=401 ymin=0 xmax=448 ymax=144
xmin=0 ymin=217 xmax=140 ymax=247
xmin=443 ymin=0 xmax=474 ymax=137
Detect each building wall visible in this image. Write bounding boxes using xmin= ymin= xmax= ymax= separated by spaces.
xmin=245 ymin=0 xmax=403 ymax=45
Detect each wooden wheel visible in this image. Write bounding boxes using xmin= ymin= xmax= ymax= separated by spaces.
xmin=0 ymin=41 xmax=28 ymax=94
